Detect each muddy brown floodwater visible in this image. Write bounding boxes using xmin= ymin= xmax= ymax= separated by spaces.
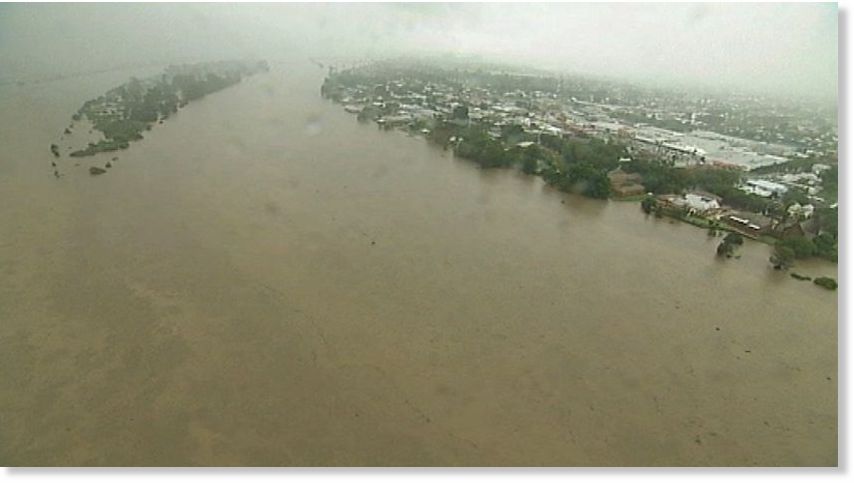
xmin=0 ymin=61 xmax=837 ymax=466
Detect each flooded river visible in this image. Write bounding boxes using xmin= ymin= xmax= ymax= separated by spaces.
xmin=0 ymin=61 xmax=837 ymax=466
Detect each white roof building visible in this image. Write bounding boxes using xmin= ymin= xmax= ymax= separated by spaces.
xmin=787 ymin=203 xmax=815 ymax=219
xmin=781 ymin=172 xmax=820 ymax=185
xmin=812 ymin=163 xmax=832 ymax=174
xmin=684 ymin=193 xmax=720 ymax=213
xmin=743 ymin=179 xmax=789 ymax=197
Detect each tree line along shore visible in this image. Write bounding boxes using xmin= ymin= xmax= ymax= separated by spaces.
xmin=321 ymin=61 xmax=837 ymax=284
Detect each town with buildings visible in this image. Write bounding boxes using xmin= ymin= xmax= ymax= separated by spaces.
xmin=321 ymin=59 xmax=838 ymax=273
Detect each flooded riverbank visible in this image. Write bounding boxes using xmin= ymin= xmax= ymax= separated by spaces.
xmin=0 ymin=61 xmax=837 ymax=466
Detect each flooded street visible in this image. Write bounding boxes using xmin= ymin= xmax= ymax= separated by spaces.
xmin=0 ymin=61 xmax=837 ymax=466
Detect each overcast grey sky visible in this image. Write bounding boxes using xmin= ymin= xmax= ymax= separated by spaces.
xmin=0 ymin=2 xmax=838 ymax=102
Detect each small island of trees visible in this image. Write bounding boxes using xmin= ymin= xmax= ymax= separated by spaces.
xmin=56 ymin=60 xmax=269 ymax=158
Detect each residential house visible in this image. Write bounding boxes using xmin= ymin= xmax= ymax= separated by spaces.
xmin=684 ymin=192 xmax=721 ymax=214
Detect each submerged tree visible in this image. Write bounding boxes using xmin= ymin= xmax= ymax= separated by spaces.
xmin=716 ymin=233 xmax=743 ymax=258
xmin=640 ymin=195 xmax=658 ymax=214
xmin=813 ymin=276 xmax=837 ymax=290
xmin=770 ymin=244 xmax=796 ymax=270
xmin=716 ymin=240 xmax=734 ymax=257
xmin=723 ymin=232 xmax=744 ymax=246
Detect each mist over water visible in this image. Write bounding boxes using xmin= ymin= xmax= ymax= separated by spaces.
xmin=0 ymin=3 xmax=838 ymax=101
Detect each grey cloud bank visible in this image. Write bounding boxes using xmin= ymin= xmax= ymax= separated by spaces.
xmin=0 ymin=2 xmax=837 ymax=102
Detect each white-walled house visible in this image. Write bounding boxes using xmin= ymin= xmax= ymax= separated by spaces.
xmin=684 ymin=192 xmax=721 ymax=213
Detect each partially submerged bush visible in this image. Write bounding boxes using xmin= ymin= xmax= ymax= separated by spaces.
xmin=813 ymin=277 xmax=837 ymax=291
xmin=641 ymin=195 xmax=658 ymax=214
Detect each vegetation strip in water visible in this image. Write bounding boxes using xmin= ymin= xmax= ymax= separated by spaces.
xmin=56 ymin=60 xmax=269 ymax=158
